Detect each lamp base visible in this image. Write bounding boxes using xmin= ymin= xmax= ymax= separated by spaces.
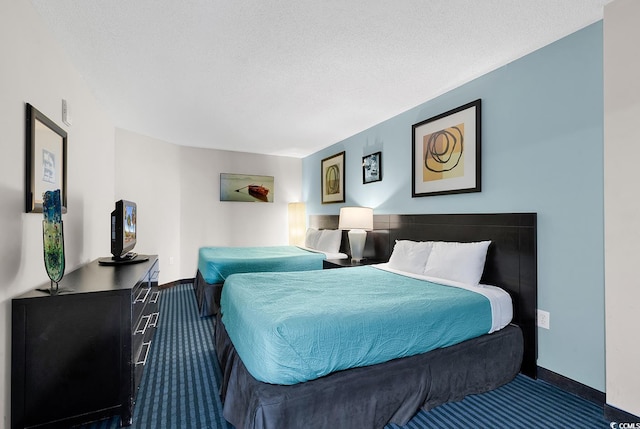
xmin=348 ymin=229 xmax=367 ymax=263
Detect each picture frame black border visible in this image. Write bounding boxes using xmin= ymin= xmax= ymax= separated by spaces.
xmin=362 ymin=151 xmax=382 ymax=184
xmin=321 ymin=151 xmax=345 ymax=204
xmin=25 ymin=103 xmax=68 ymax=213
xmin=411 ymin=99 xmax=481 ymax=198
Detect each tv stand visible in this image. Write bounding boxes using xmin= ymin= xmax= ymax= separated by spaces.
xmin=98 ymin=253 xmax=149 ymax=266
xmin=11 ymin=255 xmax=160 ymax=428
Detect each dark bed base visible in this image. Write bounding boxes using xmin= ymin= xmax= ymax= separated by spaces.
xmin=194 ymin=270 xmax=222 ymax=317
xmin=215 ymin=312 xmax=524 ymax=429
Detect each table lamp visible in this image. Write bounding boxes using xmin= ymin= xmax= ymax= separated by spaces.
xmin=338 ymin=207 xmax=373 ymax=262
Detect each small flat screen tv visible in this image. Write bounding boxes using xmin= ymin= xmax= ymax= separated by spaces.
xmin=111 ymin=199 xmax=137 ymax=260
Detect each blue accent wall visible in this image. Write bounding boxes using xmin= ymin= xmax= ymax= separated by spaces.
xmin=302 ymin=22 xmax=604 ymax=390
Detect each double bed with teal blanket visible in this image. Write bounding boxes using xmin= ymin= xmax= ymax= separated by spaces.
xmin=214 ymin=213 xmax=537 ymax=429
xmin=194 ymin=245 xmax=329 ymax=316
xmin=217 ymin=264 xmax=520 ymax=428
xmin=221 ymin=265 xmax=498 ymax=385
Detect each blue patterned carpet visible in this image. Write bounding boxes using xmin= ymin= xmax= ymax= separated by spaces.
xmin=82 ymin=283 xmax=611 ymax=429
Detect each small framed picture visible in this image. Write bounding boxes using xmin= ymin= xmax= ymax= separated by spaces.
xmin=321 ymin=151 xmax=345 ymax=204
xmin=362 ymin=152 xmax=382 ymax=184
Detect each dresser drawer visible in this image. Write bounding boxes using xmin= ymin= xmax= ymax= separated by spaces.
xmin=132 ymin=284 xmax=160 ymax=326
xmin=132 ymin=259 xmax=159 ymax=324
xmin=133 ymin=286 xmax=160 ymax=349
xmin=133 ymin=300 xmax=160 ymax=392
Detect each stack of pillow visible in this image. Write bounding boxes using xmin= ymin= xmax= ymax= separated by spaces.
xmin=304 ymin=228 xmax=342 ymax=254
xmin=387 ymin=239 xmax=491 ymax=286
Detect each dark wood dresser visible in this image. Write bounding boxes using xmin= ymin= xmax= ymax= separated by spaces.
xmin=11 ymin=255 xmax=160 ymax=428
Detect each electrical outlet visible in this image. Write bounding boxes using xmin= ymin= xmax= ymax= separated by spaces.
xmin=169 ymin=256 xmax=175 ymax=265
xmin=537 ymin=309 xmax=550 ymax=329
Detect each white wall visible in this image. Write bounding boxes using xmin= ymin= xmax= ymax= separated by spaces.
xmin=115 ymin=129 xmax=182 ymax=283
xmin=604 ymin=0 xmax=640 ymax=417
xmin=0 ymin=1 xmax=116 ymax=426
xmin=114 ymin=130 xmax=303 ymax=282
xmin=178 ymin=146 xmax=302 ymax=279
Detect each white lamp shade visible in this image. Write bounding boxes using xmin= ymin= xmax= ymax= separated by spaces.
xmin=338 ymin=207 xmax=373 ymax=231
xmin=338 ymin=207 xmax=373 ymax=262
xmin=288 ymin=202 xmax=306 ymax=246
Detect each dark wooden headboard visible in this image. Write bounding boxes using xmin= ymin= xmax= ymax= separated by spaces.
xmin=309 ymin=212 xmax=538 ymax=378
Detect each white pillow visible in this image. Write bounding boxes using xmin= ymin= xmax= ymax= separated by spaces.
xmin=304 ymin=228 xmax=322 ymax=249
xmin=315 ymin=229 xmax=342 ymax=253
xmin=388 ymin=240 xmax=434 ymax=275
xmin=423 ymin=241 xmax=491 ymax=286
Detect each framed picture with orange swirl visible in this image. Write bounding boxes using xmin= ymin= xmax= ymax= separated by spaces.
xmin=321 ymin=151 xmax=345 ymax=204
xmin=412 ymin=99 xmax=481 ymax=197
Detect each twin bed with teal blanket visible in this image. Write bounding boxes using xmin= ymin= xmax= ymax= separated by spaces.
xmin=194 ymin=245 xmax=332 ymax=316
xmin=198 ymin=246 xmax=326 ymax=284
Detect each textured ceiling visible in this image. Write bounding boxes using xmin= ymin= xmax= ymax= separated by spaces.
xmin=30 ymin=0 xmax=608 ymax=158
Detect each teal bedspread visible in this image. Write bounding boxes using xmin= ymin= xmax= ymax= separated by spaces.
xmin=220 ymin=266 xmax=492 ymax=385
xmin=197 ymin=245 xmax=325 ymax=284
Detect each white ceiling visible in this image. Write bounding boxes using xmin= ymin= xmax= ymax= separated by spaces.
xmin=30 ymin=0 xmax=609 ymax=158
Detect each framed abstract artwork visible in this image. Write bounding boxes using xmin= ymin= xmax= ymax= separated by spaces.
xmin=25 ymin=103 xmax=68 ymax=213
xmin=412 ymin=99 xmax=481 ymax=197
xmin=362 ymin=151 xmax=382 ymax=184
xmin=321 ymin=151 xmax=345 ymax=204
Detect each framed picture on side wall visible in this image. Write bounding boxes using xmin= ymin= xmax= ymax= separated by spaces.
xmin=321 ymin=151 xmax=345 ymax=204
xmin=220 ymin=173 xmax=274 ymax=202
xmin=362 ymin=151 xmax=382 ymax=184
xmin=25 ymin=103 xmax=68 ymax=213
xmin=412 ymin=99 xmax=481 ymax=197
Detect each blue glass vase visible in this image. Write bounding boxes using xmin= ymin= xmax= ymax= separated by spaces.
xmin=42 ymin=189 xmax=65 ymax=293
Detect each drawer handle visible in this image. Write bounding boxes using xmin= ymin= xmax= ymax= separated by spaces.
xmin=148 ymin=312 xmax=159 ymax=328
xmin=150 ymin=270 xmax=159 ymax=282
xmin=135 ymin=315 xmax=150 ymax=335
xmin=136 ymin=341 xmax=151 ymax=366
xmin=134 ymin=288 xmax=151 ymax=304
xmin=149 ymin=291 xmax=160 ymax=304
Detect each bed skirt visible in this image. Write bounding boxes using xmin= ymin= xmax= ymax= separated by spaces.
xmin=194 ymin=270 xmax=221 ymax=317
xmin=215 ymin=313 xmax=524 ymax=429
